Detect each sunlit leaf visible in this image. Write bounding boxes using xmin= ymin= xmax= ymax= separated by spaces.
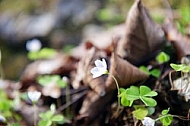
xmin=161 ymin=108 xmax=170 ymax=115
xmin=133 ymin=108 xmax=148 ymax=120
xmin=156 ymin=52 xmax=170 ymax=64
xmin=38 ymin=120 xmax=52 ymax=126
xmin=159 ymin=115 xmax=173 ymax=126
xmin=140 ymin=96 xmax=157 ymax=107
xmin=150 ymin=69 xmax=161 ymax=78
xmin=170 ymin=63 xmax=190 ymax=72
xmin=126 ymin=86 xmax=140 ymax=101
xmin=147 ymin=107 xmax=155 ymax=116
xmin=140 ymin=86 xmax=158 ymax=97
xmin=139 ymin=66 xmax=150 ymax=75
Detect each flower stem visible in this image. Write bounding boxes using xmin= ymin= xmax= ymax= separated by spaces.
xmin=33 ymin=103 xmax=37 ymax=126
xmin=155 ymin=114 xmax=189 ymax=122
xmin=108 ymin=73 xmax=120 ymax=114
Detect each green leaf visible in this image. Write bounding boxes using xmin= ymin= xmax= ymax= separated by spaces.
xmin=150 ymin=69 xmax=161 ymax=78
xmin=133 ymin=108 xmax=148 ymax=120
xmin=62 ymin=45 xmax=74 ymax=54
xmin=121 ymin=94 xmax=133 ymax=107
xmin=147 ymin=107 xmax=155 ymax=116
xmin=51 ymin=115 xmax=64 ymax=122
xmin=140 ymin=86 xmax=158 ymax=97
xmin=39 ymin=111 xmax=54 ymax=120
xmin=140 ymin=96 xmax=157 ymax=107
xmin=140 ymin=86 xmax=152 ymax=96
xmin=28 ymin=48 xmax=56 ymax=60
xmin=50 ymin=104 xmax=56 ymax=114
xmin=119 ymin=88 xmax=126 ymax=94
xmin=161 ymin=108 xmax=170 ymax=115
xmin=38 ymin=120 xmax=52 ymax=126
xmin=126 ymin=86 xmax=140 ymax=101
xmin=156 ymin=52 xmax=170 ymax=64
xmin=139 ymin=66 xmax=150 ymax=75
xmin=170 ymin=63 xmax=190 ymax=72
xmin=159 ymin=115 xmax=173 ymax=126
xmin=56 ymin=80 xmax=67 ymax=88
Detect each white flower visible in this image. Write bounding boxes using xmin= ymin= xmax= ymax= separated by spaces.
xmin=0 ymin=115 xmax=6 ymax=122
xmin=28 ymin=91 xmax=41 ymax=103
xmin=142 ymin=117 xmax=155 ymax=126
xmin=90 ymin=58 xmax=108 ymax=78
xmin=26 ymin=39 xmax=42 ymax=52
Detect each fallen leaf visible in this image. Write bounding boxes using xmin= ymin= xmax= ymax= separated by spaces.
xmin=72 ymin=47 xmax=107 ymax=96
xmin=20 ymin=53 xmax=77 ymax=89
xmin=163 ymin=19 xmax=190 ymax=60
xmin=105 ymin=53 xmax=149 ymax=92
xmin=117 ymin=0 xmax=164 ymax=64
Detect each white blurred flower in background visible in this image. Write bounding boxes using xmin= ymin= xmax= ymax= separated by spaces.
xmin=28 ymin=91 xmax=41 ymax=103
xmin=142 ymin=117 xmax=155 ymax=126
xmin=26 ymin=38 xmax=42 ymax=52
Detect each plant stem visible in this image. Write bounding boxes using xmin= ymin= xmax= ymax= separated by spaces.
xmin=155 ymin=114 xmax=190 ymax=122
xmin=155 ymin=114 xmax=172 ymax=121
xmin=108 ymin=73 xmax=120 ymax=114
xmin=33 ymin=103 xmax=37 ymax=126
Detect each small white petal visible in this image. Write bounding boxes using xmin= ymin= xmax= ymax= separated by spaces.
xmin=142 ymin=117 xmax=155 ymax=126
xmin=91 ymin=58 xmax=108 ymax=78
xmin=26 ymin=39 xmax=42 ymax=52
xmin=28 ymin=91 xmax=41 ymax=102
xmin=95 ymin=60 xmax=104 ymax=67
xmin=0 ymin=115 xmax=6 ymax=122
xmin=102 ymin=59 xmax=107 ymax=69
xmin=91 ymin=67 xmax=103 ymax=78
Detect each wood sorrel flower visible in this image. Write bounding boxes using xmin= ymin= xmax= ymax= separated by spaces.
xmin=90 ymin=58 xmax=108 ymax=78
xmin=28 ymin=91 xmax=41 ymax=103
xmin=26 ymin=39 xmax=42 ymax=52
xmin=142 ymin=117 xmax=155 ymax=126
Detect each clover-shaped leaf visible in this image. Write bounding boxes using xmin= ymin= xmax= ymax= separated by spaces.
xmin=120 ymin=86 xmax=157 ymax=107
xmin=140 ymin=86 xmax=158 ymax=97
xmin=133 ymin=107 xmax=148 ymax=120
xmin=149 ymin=69 xmax=161 ymax=78
xmin=139 ymin=66 xmax=160 ymax=78
xmin=170 ymin=63 xmax=190 ymax=72
xmin=140 ymin=96 xmax=157 ymax=107
xmin=126 ymin=86 xmax=140 ymax=101
xmin=161 ymin=108 xmax=170 ymax=115
xmin=120 ymin=88 xmax=133 ymax=107
xmin=51 ymin=115 xmax=64 ymax=122
xmin=159 ymin=108 xmax=173 ymax=126
xmin=156 ymin=52 xmax=170 ymax=64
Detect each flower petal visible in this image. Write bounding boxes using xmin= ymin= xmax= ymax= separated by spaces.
xmin=142 ymin=117 xmax=155 ymax=126
xmin=91 ymin=67 xmax=103 ymax=78
xmin=28 ymin=91 xmax=41 ymax=102
xmin=102 ymin=59 xmax=107 ymax=69
xmin=95 ymin=59 xmax=104 ymax=67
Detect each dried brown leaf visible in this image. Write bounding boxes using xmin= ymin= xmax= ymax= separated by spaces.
xmin=20 ymin=53 xmax=77 ymax=89
xmin=105 ymin=53 xmax=149 ymax=92
xmin=117 ymin=0 xmax=164 ymax=64
xmin=72 ymin=47 xmax=107 ymax=96
xmin=77 ymin=91 xmax=114 ymax=124
xmin=163 ymin=19 xmax=190 ymax=60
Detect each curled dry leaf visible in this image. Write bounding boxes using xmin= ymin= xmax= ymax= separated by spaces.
xmin=20 ymin=53 xmax=77 ymax=89
xmin=105 ymin=53 xmax=149 ymax=92
xmin=117 ymin=0 xmax=164 ymax=64
xmin=77 ymin=91 xmax=114 ymax=124
xmin=72 ymin=47 xmax=107 ymax=96
xmin=163 ymin=19 xmax=190 ymax=60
